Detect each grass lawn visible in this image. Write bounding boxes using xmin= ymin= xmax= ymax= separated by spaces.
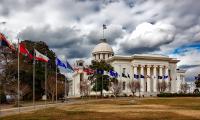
xmin=1 ymin=97 xmax=200 ymax=120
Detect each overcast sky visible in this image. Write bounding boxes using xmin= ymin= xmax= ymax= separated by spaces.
xmin=0 ymin=0 xmax=200 ymax=81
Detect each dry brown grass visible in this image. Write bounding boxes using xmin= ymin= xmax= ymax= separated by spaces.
xmin=1 ymin=97 xmax=200 ymax=120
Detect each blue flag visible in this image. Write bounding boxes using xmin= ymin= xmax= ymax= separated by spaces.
xmin=109 ymin=70 xmax=118 ymax=78
xmin=97 ymin=69 xmax=104 ymax=75
xmin=158 ymin=76 xmax=163 ymax=79
xmin=56 ymin=58 xmax=66 ymax=69
xmin=66 ymin=60 xmax=74 ymax=73
xmin=134 ymin=74 xmax=139 ymax=79
xmin=163 ymin=75 xmax=168 ymax=79
xmin=140 ymin=75 xmax=145 ymax=78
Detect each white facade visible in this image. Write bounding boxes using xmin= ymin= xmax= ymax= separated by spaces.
xmin=71 ymin=40 xmax=186 ymax=97
xmin=107 ymin=55 xmax=185 ymax=96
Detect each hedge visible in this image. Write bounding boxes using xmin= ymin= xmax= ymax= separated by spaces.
xmin=157 ymin=93 xmax=200 ymax=97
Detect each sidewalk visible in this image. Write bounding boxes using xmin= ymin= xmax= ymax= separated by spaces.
xmin=0 ymin=100 xmax=77 ymax=117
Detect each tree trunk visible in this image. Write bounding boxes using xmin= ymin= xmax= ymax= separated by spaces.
xmin=51 ymin=94 xmax=54 ymax=103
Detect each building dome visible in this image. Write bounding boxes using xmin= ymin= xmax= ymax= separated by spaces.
xmin=92 ymin=42 xmax=113 ymax=54
xmin=92 ymin=39 xmax=114 ymax=60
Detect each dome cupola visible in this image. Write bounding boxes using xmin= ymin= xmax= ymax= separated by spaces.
xmin=92 ymin=39 xmax=114 ymax=60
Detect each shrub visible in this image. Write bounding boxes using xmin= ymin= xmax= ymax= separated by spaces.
xmin=123 ymin=93 xmax=128 ymax=97
xmin=157 ymin=93 xmax=200 ymax=97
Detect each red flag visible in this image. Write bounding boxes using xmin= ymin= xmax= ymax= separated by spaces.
xmin=83 ymin=68 xmax=95 ymax=75
xmin=35 ymin=49 xmax=49 ymax=62
xmin=19 ymin=43 xmax=33 ymax=59
xmin=0 ymin=33 xmax=15 ymax=51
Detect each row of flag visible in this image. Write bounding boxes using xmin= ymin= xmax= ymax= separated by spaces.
xmin=78 ymin=67 xmax=169 ymax=80
xmin=0 ymin=32 xmax=74 ymax=72
xmin=134 ymin=74 xmax=169 ymax=79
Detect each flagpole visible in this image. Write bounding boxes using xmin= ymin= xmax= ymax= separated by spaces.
xmin=102 ymin=25 xmax=105 ymax=39
xmin=96 ymin=78 xmax=97 ymax=99
xmin=33 ymin=48 xmax=35 ymax=109
xmin=17 ymin=38 xmax=20 ymax=112
xmin=56 ymin=62 xmax=57 ymax=104
xmin=45 ymin=53 xmax=47 ymax=108
xmin=64 ymin=74 xmax=67 ymax=102
xmin=101 ymin=75 xmax=103 ymax=98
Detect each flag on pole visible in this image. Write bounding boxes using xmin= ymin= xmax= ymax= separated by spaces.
xmin=66 ymin=60 xmax=74 ymax=72
xmin=35 ymin=49 xmax=49 ymax=62
xmin=140 ymin=74 xmax=145 ymax=78
xmin=109 ymin=70 xmax=118 ymax=78
xmin=96 ymin=69 xmax=104 ymax=75
xmin=158 ymin=76 xmax=163 ymax=79
xmin=0 ymin=33 xmax=15 ymax=50
xmin=163 ymin=75 xmax=168 ymax=79
xmin=19 ymin=43 xmax=33 ymax=59
xmin=83 ymin=68 xmax=95 ymax=75
xmin=103 ymin=24 xmax=107 ymax=29
xmin=56 ymin=58 xmax=67 ymax=69
xmin=134 ymin=74 xmax=139 ymax=79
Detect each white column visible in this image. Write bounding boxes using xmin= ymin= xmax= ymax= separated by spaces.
xmin=133 ymin=65 xmax=138 ymax=80
xmin=159 ymin=65 xmax=163 ymax=82
xmin=100 ymin=53 xmax=103 ymax=59
xmin=165 ymin=66 xmax=169 ymax=91
xmin=140 ymin=65 xmax=145 ymax=92
xmin=153 ymin=65 xmax=157 ymax=92
xmin=105 ymin=54 xmax=109 ymax=59
xmin=93 ymin=54 xmax=95 ymax=60
xmin=165 ymin=66 xmax=169 ymax=82
xmin=147 ymin=65 xmax=151 ymax=92
xmin=97 ymin=54 xmax=99 ymax=60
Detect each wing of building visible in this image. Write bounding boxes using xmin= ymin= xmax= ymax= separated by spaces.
xmin=70 ymin=39 xmax=186 ymax=97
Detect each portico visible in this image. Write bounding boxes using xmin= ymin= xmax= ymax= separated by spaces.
xmin=107 ymin=54 xmax=180 ymax=96
xmin=132 ymin=64 xmax=170 ymax=93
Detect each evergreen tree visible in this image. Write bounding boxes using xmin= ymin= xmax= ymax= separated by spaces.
xmin=89 ymin=60 xmax=114 ymax=97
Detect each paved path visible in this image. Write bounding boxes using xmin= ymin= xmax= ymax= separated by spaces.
xmin=0 ymin=100 xmax=78 ymax=117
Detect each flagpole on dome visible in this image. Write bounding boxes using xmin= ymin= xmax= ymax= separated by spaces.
xmin=103 ymin=24 xmax=106 ymax=39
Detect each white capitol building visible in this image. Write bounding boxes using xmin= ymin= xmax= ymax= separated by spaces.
xmin=71 ymin=39 xmax=186 ymax=97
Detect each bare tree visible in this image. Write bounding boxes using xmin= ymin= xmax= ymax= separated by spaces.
xmin=180 ymin=83 xmax=189 ymax=93
xmin=157 ymin=81 xmax=167 ymax=92
xmin=79 ymin=80 xmax=90 ymax=97
xmin=109 ymin=81 xmax=122 ymax=97
xmin=0 ymin=48 xmax=17 ymax=94
xmin=7 ymin=80 xmax=31 ymax=101
xmin=45 ymin=75 xmax=65 ymax=102
xmin=128 ymin=80 xmax=140 ymax=96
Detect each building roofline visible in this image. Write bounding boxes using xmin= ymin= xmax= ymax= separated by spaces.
xmin=106 ymin=54 xmax=180 ymax=63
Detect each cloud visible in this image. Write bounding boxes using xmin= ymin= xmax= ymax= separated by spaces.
xmin=120 ymin=22 xmax=176 ymax=54
xmin=0 ymin=0 xmax=46 ymax=16
xmin=1 ymin=0 xmax=200 ymax=80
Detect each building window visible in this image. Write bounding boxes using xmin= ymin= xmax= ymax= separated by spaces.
xmin=123 ymin=82 xmax=126 ymax=90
